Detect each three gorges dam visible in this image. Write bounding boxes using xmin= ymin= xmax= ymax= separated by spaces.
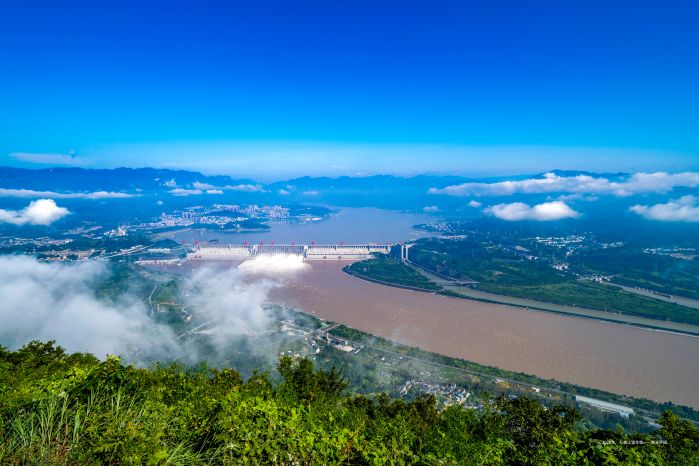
xmin=186 ymin=243 xmax=393 ymax=261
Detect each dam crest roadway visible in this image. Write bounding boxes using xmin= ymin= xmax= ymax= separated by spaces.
xmin=187 ymin=243 xmax=393 ymax=260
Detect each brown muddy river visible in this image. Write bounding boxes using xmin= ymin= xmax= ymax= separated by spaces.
xmin=267 ymin=261 xmax=699 ymax=408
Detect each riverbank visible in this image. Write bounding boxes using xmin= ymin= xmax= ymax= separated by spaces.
xmin=610 ymin=282 xmax=699 ymax=310
xmin=272 ymin=261 xmax=699 ymax=408
xmin=399 ymin=260 xmax=699 ymax=337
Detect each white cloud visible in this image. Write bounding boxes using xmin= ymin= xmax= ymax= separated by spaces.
xmin=168 ymin=187 xmax=229 ymax=196
xmin=0 ymin=199 xmax=70 ymax=225
xmin=192 ymin=181 xmax=266 ymax=193
xmin=156 ymin=200 xmax=164 ymax=206
xmin=278 ymin=189 xmax=290 ymax=195
xmin=468 ymin=200 xmax=482 ymax=208
xmin=10 ymin=152 xmax=90 ymax=166
xmin=169 ymin=188 xmax=203 ymax=196
xmin=555 ymin=193 xmax=599 ymax=202
xmin=423 ymin=205 xmax=441 ymax=213
xmin=163 ymin=179 xmax=178 ymax=187
xmin=0 ymin=256 xmax=181 ymax=358
xmin=179 ymin=265 xmax=278 ymax=346
xmin=619 ymin=172 xmax=699 ymax=196
xmin=485 ymin=201 xmax=581 ymax=221
xmin=429 ymin=172 xmax=699 ymax=197
xmin=303 ymin=190 xmax=320 ymax=196
xmin=630 ymin=196 xmax=699 ymax=222
xmin=225 ymin=184 xmax=266 ymax=192
xmin=192 ymin=181 xmax=216 ymax=190
xmin=0 ymin=188 xmax=136 ymax=199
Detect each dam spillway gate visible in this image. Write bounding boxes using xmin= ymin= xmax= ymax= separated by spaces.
xmin=186 ymin=243 xmax=393 ymax=261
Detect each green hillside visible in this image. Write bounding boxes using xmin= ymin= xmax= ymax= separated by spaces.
xmin=1 ymin=342 xmax=697 ymax=465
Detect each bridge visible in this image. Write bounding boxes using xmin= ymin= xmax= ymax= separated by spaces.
xmin=187 ymin=243 xmax=393 ymax=261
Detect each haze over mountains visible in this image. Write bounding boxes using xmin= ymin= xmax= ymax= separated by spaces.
xmin=1 ymin=166 xmax=698 ymax=220
xmin=0 ymin=166 xmax=628 ymax=192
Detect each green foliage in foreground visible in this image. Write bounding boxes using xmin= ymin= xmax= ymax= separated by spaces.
xmin=2 ymin=342 xmax=698 ymax=465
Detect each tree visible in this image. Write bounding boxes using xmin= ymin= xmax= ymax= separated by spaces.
xmin=276 ymin=356 xmax=347 ymax=403
xmin=657 ymin=410 xmax=699 ymax=465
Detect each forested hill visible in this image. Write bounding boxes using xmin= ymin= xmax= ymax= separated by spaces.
xmin=1 ymin=342 xmax=697 ymax=465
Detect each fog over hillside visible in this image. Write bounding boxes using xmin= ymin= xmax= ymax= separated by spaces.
xmin=0 ymin=255 xmax=304 ymax=362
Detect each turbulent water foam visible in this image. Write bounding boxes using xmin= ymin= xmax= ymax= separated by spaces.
xmin=237 ymin=254 xmax=308 ymax=275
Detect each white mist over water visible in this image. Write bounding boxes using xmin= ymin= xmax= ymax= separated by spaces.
xmin=181 ymin=265 xmax=277 ymax=343
xmin=237 ymin=254 xmax=308 ymax=275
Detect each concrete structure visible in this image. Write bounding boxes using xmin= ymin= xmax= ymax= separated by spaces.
xmin=575 ymin=395 xmax=635 ymax=418
xmin=399 ymin=243 xmax=415 ymax=262
xmin=187 ymin=243 xmax=392 ymax=261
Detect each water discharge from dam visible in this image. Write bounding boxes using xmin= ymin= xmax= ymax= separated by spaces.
xmin=238 ymin=254 xmax=308 ymax=275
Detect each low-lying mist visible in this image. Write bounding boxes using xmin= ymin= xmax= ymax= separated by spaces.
xmin=0 ymin=254 xmax=308 ymax=366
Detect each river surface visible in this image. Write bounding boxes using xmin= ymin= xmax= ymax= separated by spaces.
xmin=269 ymin=262 xmax=699 ymax=408
xmin=162 ymin=208 xmax=434 ymax=244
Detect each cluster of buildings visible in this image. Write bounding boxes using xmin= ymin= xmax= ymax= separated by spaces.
xmin=105 ymin=226 xmax=128 ymax=237
xmin=106 ymin=204 xmax=292 ymax=235
xmin=319 ymin=333 xmax=358 ymax=353
xmin=577 ymin=274 xmax=614 ymax=283
xmin=38 ymin=249 xmax=96 ymax=261
xmin=158 ymin=204 xmax=291 ymax=227
xmin=212 ymin=204 xmax=290 ymax=218
xmin=600 ymin=241 xmax=624 ymax=249
xmin=643 ymin=247 xmax=697 ymax=261
xmin=0 ymin=236 xmax=74 ymax=248
xmin=533 ymin=235 xmax=586 ymax=248
xmin=416 ymin=222 xmax=471 ymax=235
xmin=400 ymin=380 xmax=470 ymax=405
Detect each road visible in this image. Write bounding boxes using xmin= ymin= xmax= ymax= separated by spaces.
xmin=403 ymin=257 xmax=699 ymax=337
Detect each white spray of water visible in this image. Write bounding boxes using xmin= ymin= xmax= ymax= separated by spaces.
xmin=237 ymin=254 xmax=308 ymax=275
xmin=181 ymin=265 xmax=276 ymax=341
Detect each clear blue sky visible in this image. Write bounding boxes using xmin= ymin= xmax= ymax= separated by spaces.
xmin=1 ymin=1 xmax=698 ymax=178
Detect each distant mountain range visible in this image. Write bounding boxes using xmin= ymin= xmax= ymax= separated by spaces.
xmin=0 ymin=166 xmax=256 ymax=192
xmin=1 ymin=166 xmax=627 ymax=212
xmin=0 ymin=166 xmax=625 ymax=193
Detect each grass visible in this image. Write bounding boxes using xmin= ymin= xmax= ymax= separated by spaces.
xmin=409 ymin=239 xmax=699 ymax=326
xmin=479 ymin=281 xmax=699 ymax=325
xmin=2 ymin=342 xmax=697 ymax=465
xmin=346 ymin=256 xmax=440 ymax=291
xmin=570 ymin=249 xmax=699 ymax=300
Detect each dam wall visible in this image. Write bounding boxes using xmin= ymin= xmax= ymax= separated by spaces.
xmin=187 ymin=244 xmax=391 ymax=261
